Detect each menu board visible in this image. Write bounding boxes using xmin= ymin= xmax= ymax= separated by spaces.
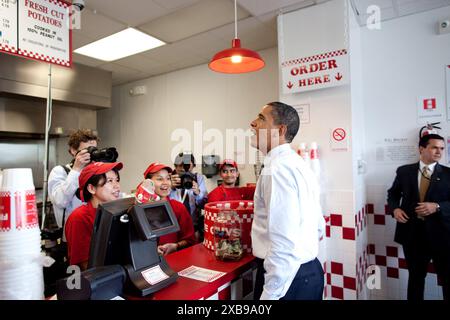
xmin=0 ymin=0 xmax=18 ymax=53
xmin=0 ymin=0 xmax=71 ymax=67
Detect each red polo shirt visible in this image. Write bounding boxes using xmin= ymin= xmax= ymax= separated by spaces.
xmin=158 ymin=198 xmax=196 ymax=247
xmin=65 ymin=202 xmax=97 ymax=266
xmin=207 ymin=185 xmax=255 ymax=203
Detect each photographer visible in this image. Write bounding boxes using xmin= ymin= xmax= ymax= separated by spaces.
xmin=48 ymin=129 xmax=99 ymax=234
xmin=170 ymin=153 xmax=208 ymax=241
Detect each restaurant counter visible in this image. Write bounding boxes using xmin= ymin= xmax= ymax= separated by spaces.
xmin=140 ymin=243 xmax=256 ymax=300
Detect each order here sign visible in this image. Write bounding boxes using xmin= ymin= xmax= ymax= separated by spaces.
xmin=0 ymin=0 xmax=72 ymax=67
xmin=281 ymin=49 xmax=349 ymax=94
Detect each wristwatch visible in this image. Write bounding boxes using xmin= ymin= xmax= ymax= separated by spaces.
xmin=436 ymin=203 xmax=441 ymax=212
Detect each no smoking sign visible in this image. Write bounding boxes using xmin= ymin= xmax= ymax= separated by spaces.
xmin=331 ymin=127 xmax=349 ymax=151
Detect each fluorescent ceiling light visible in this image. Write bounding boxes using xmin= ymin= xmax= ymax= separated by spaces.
xmin=74 ymin=28 xmax=165 ymax=61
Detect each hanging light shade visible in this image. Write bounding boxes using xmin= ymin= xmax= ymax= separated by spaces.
xmin=208 ymin=0 xmax=265 ymax=74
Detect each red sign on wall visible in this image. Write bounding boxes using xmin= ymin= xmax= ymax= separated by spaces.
xmin=423 ymin=98 xmax=436 ymax=110
xmin=0 ymin=0 xmax=72 ymax=67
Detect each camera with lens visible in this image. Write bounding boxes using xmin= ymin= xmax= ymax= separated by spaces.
xmin=86 ymin=146 xmax=119 ymax=163
xmin=179 ymin=170 xmax=197 ymax=189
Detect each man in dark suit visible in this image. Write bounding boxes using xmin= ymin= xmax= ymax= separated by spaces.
xmin=387 ymin=134 xmax=450 ymax=300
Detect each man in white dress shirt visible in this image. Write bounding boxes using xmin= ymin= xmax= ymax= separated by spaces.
xmin=250 ymin=102 xmax=325 ymax=300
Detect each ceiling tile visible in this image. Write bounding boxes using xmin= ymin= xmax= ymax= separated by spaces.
xmin=114 ymin=55 xmax=163 ymax=74
xmin=238 ymin=0 xmax=315 ymax=16
xmin=139 ymin=0 xmax=250 ymax=43
xmin=397 ymin=0 xmax=450 ymax=16
xmin=152 ymin=0 xmax=202 ymax=11
xmin=72 ymin=53 xmax=104 ymax=67
xmin=76 ymin=8 xmax=126 ymax=41
xmin=140 ymin=41 xmax=199 ymax=65
xmin=86 ymin=0 xmax=168 ymax=26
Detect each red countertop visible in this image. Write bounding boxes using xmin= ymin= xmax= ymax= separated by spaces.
xmin=148 ymin=243 xmax=255 ymax=300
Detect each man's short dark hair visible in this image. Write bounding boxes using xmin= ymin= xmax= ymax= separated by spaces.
xmin=268 ymin=102 xmax=300 ymax=143
xmin=419 ymin=134 xmax=444 ymax=148
xmin=68 ymin=129 xmax=99 ymax=150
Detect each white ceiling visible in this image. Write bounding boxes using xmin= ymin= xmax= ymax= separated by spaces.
xmin=71 ymin=0 xmax=450 ymax=86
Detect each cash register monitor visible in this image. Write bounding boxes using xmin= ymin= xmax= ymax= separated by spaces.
xmin=131 ymin=200 xmax=180 ymax=241
xmin=88 ymin=198 xmax=180 ymax=296
xmin=88 ymin=197 xmax=135 ymax=268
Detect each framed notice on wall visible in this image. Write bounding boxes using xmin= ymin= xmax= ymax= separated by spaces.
xmin=0 ymin=0 xmax=72 ymax=67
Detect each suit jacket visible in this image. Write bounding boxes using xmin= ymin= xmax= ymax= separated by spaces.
xmin=387 ymin=162 xmax=450 ymax=250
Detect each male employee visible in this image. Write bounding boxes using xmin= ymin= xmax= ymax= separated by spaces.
xmin=207 ymin=159 xmax=255 ymax=203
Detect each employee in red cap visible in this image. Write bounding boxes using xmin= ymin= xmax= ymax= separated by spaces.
xmin=207 ymin=159 xmax=255 ymax=203
xmin=65 ymin=161 xmax=123 ymax=270
xmin=143 ymin=162 xmax=196 ymax=255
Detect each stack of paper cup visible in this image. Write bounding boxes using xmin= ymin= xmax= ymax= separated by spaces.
xmin=0 ymin=168 xmax=44 ymax=300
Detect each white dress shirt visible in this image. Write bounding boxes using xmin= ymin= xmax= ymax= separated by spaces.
xmin=251 ymin=143 xmax=325 ymax=300
xmin=47 ymin=164 xmax=83 ymax=232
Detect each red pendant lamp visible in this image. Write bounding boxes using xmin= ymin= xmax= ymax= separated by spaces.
xmin=209 ymin=0 xmax=265 ymax=74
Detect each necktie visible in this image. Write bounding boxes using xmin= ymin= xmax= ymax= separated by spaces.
xmin=419 ymin=166 xmax=431 ymax=202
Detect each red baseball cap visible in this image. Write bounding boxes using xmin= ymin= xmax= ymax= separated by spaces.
xmin=143 ymin=162 xmax=173 ymax=178
xmin=219 ymin=159 xmax=238 ymax=171
xmin=78 ymin=162 xmax=123 ymax=201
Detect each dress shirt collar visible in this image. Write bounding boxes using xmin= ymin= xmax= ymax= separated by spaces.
xmin=419 ymin=160 xmax=437 ymax=174
xmin=263 ymin=143 xmax=292 ymax=166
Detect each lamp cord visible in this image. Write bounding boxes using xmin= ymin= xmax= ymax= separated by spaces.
xmin=234 ymin=0 xmax=238 ymax=39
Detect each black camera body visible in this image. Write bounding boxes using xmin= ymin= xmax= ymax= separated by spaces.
xmin=86 ymin=146 xmax=119 ymax=163
xmin=179 ymin=171 xmax=197 ymax=189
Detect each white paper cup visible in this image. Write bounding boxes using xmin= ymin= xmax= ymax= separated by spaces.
xmin=0 ymin=169 xmax=38 ymax=233
xmin=0 ymin=168 xmax=34 ymax=191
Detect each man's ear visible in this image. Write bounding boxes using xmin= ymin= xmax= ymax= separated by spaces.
xmin=279 ymin=124 xmax=288 ymax=141
xmin=69 ymin=148 xmax=77 ymax=157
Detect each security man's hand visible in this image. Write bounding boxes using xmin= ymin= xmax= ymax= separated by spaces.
xmin=415 ymin=202 xmax=438 ymax=218
xmin=72 ymin=149 xmax=91 ymax=172
xmin=393 ymin=208 xmax=409 ymax=223
xmin=171 ymin=173 xmax=181 ymax=189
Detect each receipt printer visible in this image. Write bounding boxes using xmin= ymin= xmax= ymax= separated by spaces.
xmin=56 ymin=265 xmax=126 ymax=300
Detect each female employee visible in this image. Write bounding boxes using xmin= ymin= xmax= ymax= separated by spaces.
xmin=65 ymin=161 xmax=123 ymax=270
xmin=143 ymin=162 xmax=197 ymax=255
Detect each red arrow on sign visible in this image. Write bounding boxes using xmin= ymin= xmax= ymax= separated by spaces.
xmin=335 ymin=73 xmax=343 ymax=81
xmin=287 ymin=81 xmax=293 ymax=89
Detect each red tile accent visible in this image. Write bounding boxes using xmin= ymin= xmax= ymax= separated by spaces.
xmin=330 ymin=214 xmax=342 ymax=226
xmin=384 ymin=204 xmax=390 ymax=215
xmin=342 ymin=227 xmax=355 ymax=240
xmin=331 ymin=261 xmax=344 ymax=275
xmin=375 ymin=255 xmax=387 ymax=266
xmin=343 ymin=276 xmax=356 ymax=290
xmin=366 ymin=204 xmax=374 ymax=214
xmin=386 ymin=246 xmax=398 ymax=257
xmin=387 ymin=267 xmax=399 ymax=279
xmin=327 ymin=273 xmax=332 ymax=285
xmin=374 ymin=214 xmax=386 ymax=225
xmin=398 ymin=258 xmax=408 ymax=269
xmin=326 ymin=225 xmax=330 ymax=238
xmin=331 ymin=286 xmax=343 ymax=299
xmin=368 ymin=244 xmax=375 ymax=254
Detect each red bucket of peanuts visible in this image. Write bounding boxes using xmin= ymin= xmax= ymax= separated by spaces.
xmin=203 ymin=200 xmax=254 ymax=254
